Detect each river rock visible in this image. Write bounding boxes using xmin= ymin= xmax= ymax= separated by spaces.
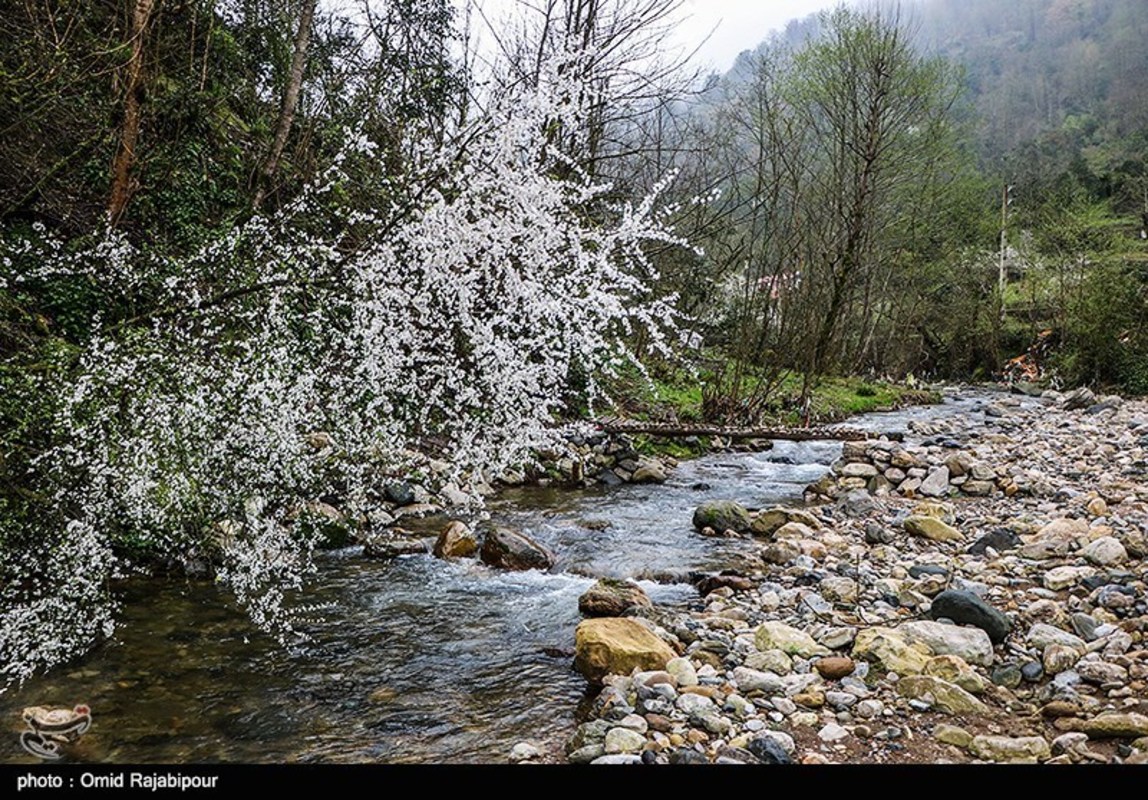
xmin=814 ymin=656 xmax=856 ymax=680
xmin=696 ymin=572 xmax=756 ymax=594
xmin=841 ymin=462 xmax=878 ymax=478
xmin=746 ymin=650 xmax=792 ymax=675
xmin=362 ymin=530 xmax=430 ymax=559
xmin=928 ymin=590 xmax=1012 ymax=644
xmin=836 ymin=490 xmax=879 ymax=518
xmin=896 ymin=676 xmax=988 ymax=715
xmin=818 ymin=723 xmax=850 ymax=742
xmin=666 ymin=657 xmax=698 ymax=687
xmin=1082 ymin=537 xmax=1127 ymax=567
xmin=1077 ymin=713 xmax=1148 ymax=738
xmin=747 ymin=737 xmax=793 ymax=765
xmin=820 ymin=577 xmax=859 ymax=603
xmin=668 ymin=748 xmax=709 ymax=765
xmin=1063 ymin=387 xmax=1096 ymax=410
xmin=631 ymin=459 xmax=668 ymax=484
xmin=693 ymin=501 xmax=752 ymax=534
xmin=755 ymin=621 xmax=830 ymax=657
xmin=433 ymin=521 xmax=478 ymax=559
xmin=1034 ymin=517 xmax=1090 ymax=541
xmin=936 ymin=724 xmax=974 ymax=748
xmin=676 ymin=693 xmax=714 ymax=715
xmin=991 ymin=663 xmax=1022 ymax=688
xmin=604 ymin=727 xmax=646 ymax=754
xmin=574 ymin=618 xmax=676 ymax=684
xmin=731 ymin=666 xmax=784 ymax=695
xmin=480 ymin=527 xmax=555 ymax=571
xmin=903 ymin=516 xmax=963 ymax=543
xmin=913 ymin=500 xmax=956 ymax=522
xmin=773 ymin=521 xmax=818 ymax=541
xmin=761 ymin=541 xmax=802 ymax=565
xmin=967 ymin=529 xmax=1022 ymax=556
xmin=923 ymin=655 xmax=986 ymax=694
xmin=510 ymin=742 xmax=542 ymax=762
xmin=970 ymin=735 xmax=1050 ymax=763
xmin=852 ymin=627 xmax=930 ymax=675
xmin=590 ymin=754 xmax=643 ymax=765
xmin=383 ymin=481 xmax=416 ymax=506
xmin=1042 ymin=644 xmax=1080 ymax=675
xmin=918 ymin=467 xmax=951 ymax=497
xmin=578 ymin=578 xmax=652 ymax=617
xmin=899 ymin=621 xmax=994 ymax=667
xmin=961 ymin=480 xmax=995 ymax=496
xmin=1044 ymin=566 xmax=1095 ymax=591
xmin=1076 ymin=660 xmax=1128 ymax=685
xmin=1026 ymin=624 xmax=1086 ymax=653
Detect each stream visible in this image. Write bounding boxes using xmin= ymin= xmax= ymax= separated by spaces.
xmin=0 ymin=389 xmax=1001 ymax=763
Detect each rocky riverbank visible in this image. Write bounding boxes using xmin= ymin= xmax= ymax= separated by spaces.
xmin=298 ymin=429 xmax=680 ymax=559
xmin=544 ymin=386 xmax=1148 ymax=765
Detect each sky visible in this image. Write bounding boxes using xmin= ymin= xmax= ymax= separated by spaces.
xmin=463 ymin=1 xmax=848 ymax=75
xmin=674 ymin=0 xmax=846 ymax=73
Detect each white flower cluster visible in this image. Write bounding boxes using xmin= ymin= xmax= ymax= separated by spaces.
xmin=0 ymin=55 xmax=685 ymax=689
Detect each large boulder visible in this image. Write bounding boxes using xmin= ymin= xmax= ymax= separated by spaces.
xmin=918 ymin=467 xmax=951 ymax=498
xmin=630 ymin=459 xmax=668 ymax=484
xmin=383 ymin=481 xmax=416 ymax=506
xmin=432 ymin=521 xmax=478 ymax=559
xmin=899 ymin=621 xmax=994 ymax=667
xmin=924 ymin=655 xmax=986 ymax=694
xmin=693 ymin=501 xmax=752 ymax=534
xmin=752 ymin=507 xmax=823 ymax=537
xmin=928 ymin=590 xmax=1012 ymax=645
xmin=1062 ymin=386 xmax=1096 ymax=411
xmin=299 ymin=501 xmax=355 ymax=550
xmin=903 ymin=516 xmax=963 ymax=543
xmin=897 ymin=676 xmax=989 ymax=716
xmin=969 ymin=735 xmax=1050 ymax=763
xmin=362 ymin=529 xmax=430 ymax=559
xmin=574 ymin=618 xmax=676 ymax=684
xmin=1076 ymin=713 xmax=1148 ymax=738
xmin=480 ymin=527 xmax=555 ymax=571
xmin=578 ymin=578 xmax=652 ymax=617
xmin=852 ymin=627 xmax=931 ymax=676
xmin=754 ymin=621 xmax=830 ymax=658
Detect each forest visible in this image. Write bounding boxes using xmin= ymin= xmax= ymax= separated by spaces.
xmin=1 ymin=0 xmax=1147 ymax=695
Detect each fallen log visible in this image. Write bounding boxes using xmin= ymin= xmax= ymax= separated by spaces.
xmin=594 ymin=418 xmax=902 ymax=442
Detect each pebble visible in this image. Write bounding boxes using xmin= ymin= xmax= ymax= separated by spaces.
xmin=818 ymin=723 xmax=850 ymax=742
xmin=590 ymin=754 xmax=644 ymax=765
xmin=510 ymin=742 xmax=542 ymax=762
xmin=814 ymin=656 xmax=856 ymax=680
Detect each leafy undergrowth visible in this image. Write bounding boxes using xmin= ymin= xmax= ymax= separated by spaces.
xmin=599 ymin=362 xmax=939 ymax=426
xmin=597 ymin=362 xmax=941 ymax=460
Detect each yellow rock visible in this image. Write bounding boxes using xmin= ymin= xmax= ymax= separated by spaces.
xmin=574 ymin=618 xmax=676 ymax=684
xmin=852 ymin=627 xmax=931 ymax=675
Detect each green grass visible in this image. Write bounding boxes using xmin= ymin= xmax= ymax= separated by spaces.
xmin=632 ymin=434 xmax=712 ymax=460
xmin=598 ymin=358 xmax=940 ymax=432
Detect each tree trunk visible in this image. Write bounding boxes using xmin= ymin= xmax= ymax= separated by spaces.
xmin=108 ymin=0 xmax=157 ymax=226
xmin=252 ymin=0 xmax=316 ymax=211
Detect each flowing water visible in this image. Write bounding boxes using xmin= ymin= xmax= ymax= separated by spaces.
xmin=0 ymin=388 xmax=1006 ymax=763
